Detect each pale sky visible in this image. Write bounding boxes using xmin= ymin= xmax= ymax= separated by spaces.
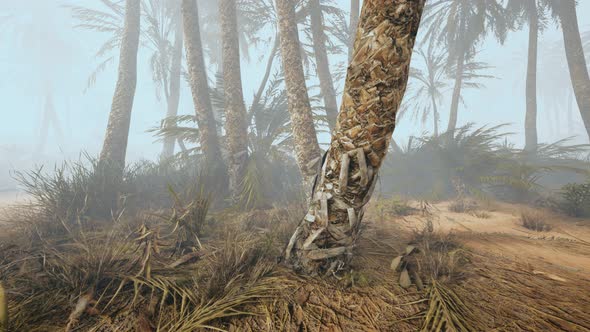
xmin=0 ymin=0 xmax=589 ymax=187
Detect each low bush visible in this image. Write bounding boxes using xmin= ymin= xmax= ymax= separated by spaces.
xmin=520 ymin=211 xmax=552 ymax=232
xmin=559 ymin=182 xmax=590 ymax=218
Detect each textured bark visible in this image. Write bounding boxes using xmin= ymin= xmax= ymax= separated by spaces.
xmin=99 ymin=0 xmax=140 ymax=169
xmin=285 ymin=0 xmax=425 ymax=274
xmin=182 ymin=0 xmax=225 ymax=166
xmin=220 ymin=0 xmax=249 ymax=199
xmin=558 ymin=0 xmax=590 ymax=141
xmin=309 ymin=0 xmax=339 ymax=131
xmin=524 ymin=0 xmax=538 ymax=153
xmin=161 ymin=19 xmax=184 ymax=159
xmin=349 ymin=0 xmax=360 ymax=62
xmin=275 ymin=0 xmax=322 ymax=188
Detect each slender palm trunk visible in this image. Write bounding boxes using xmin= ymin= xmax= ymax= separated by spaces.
xmin=275 ymin=0 xmax=322 ymax=190
xmin=161 ymin=20 xmax=184 ymax=159
xmin=430 ymin=93 xmax=439 ymax=136
xmin=220 ymin=0 xmax=249 ymax=199
xmin=285 ymin=0 xmax=425 ymax=274
xmin=37 ymin=87 xmax=64 ymax=155
xmin=251 ymin=37 xmax=279 ymax=113
xmin=348 ymin=0 xmax=360 ymax=62
xmin=309 ymin=0 xmax=339 ymax=131
xmin=524 ymin=0 xmax=539 ymax=153
xmin=447 ymin=52 xmax=464 ymax=134
xmin=558 ymin=0 xmax=590 ymax=141
xmin=181 ymin=0 xmax=225 ymax=168
xmin=447 ymin=15 xmax=466 ymax=134
xmin=99 ymin=0 xmax=141 ymax=169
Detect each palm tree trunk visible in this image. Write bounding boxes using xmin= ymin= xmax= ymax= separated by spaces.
xmin=430 ymin=94 xmax=439 ymax=136
xmin=275 ymin=0 xmax=322 ymax=190
xmin=448 ymin=46 xmax=465 ymax=134
xmin=525 ymin=0 xmax=538 ymax=153
xmin=161 ymin=19 xmax=184 ymax=159
xmin=220 ymin=0 xmax=249 ymax=199
xmin=99 ymin=0 xmax=141 ymax=169
xmin=558 ymin=0 xmax=590 ymax=141
xmin=285 ymin=0 xmax=425 ymax=274
xmin=348 ymin=0 xmax=360 ymax=62
xmin=251 ymin=37 xmax=279 ymax=113
xmin=181 ymin=0 xmax=225 ymax=168
xmin=447 ymin=15 xmax=467 ymax=134
xmin=310 ymin=0 xmax=339 ymax=131
xmin=447 ymin=54 xmax=463 ymax=134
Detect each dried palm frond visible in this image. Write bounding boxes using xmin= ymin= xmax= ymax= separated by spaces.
xmin=421 ymin=280 xmax=476 ymax=332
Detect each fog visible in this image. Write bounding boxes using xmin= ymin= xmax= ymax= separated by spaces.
xmin=1 ymin=0 xmax=589 ymax=190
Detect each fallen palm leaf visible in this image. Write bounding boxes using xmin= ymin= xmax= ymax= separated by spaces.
xmin=421 ymin=280 xmax=475 ymax=332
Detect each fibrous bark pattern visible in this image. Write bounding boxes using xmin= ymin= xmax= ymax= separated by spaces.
xmin=285 ymin=0 xmax=425 ymax=275
xmin=275 ymin=0 xmax=322 ymax=185
xmin=182 ymin=0 xmax=224 ymax=166
xmin=99 ymin=0 xmax=141 ymax=169
xmin=220 ymin=0 xmax=249 ymax=199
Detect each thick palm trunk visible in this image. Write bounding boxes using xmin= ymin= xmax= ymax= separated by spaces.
xmin=285 ymin=0 xmax=425 ymax=274
xmin=220 ymin=0 xmax=249 ymax=199
xmin=309 ymin=0 xmax=339 ymax=131
xmin=161 ymin=20 xmax=184 ymax=159
xmin=524 ymin=0 xmax=538 ymax=153
xmin=99 ymin=0 xmax=140 ymax=169
xmin=275 ymin=0 xmax=322 ymax=189
xmin=558 ymin=0 xmax=590 ymax=141
xmin=348 ymin=0 xmax=360 ymax=62
xmin=181 ymin=0 xmax=225 ymax=168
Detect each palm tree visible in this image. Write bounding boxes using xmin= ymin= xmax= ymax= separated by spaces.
xmin=181 ymin=0 xmax=226 ymax=172
xmin=2 ymin=2 xmax=71 ymax=156
xmin=285 ymin=0 xmax=425 ymax=274
xmin=401 ymin=43 xmax=448 ymax=136
xmin=275 ymin=0 xmax=322 ymax=190
xmin=423 ymin=0 xmax=508 ymax=133
xmin=99 ymin=0 xmax=141 ymax=169
xmin=161 ymin=15 xmax=183 ymax=158
xmin=507 ymin=0 xmax=548 ymax=153
xmin=69 ymin=0 xmax=185 ymax=157
xmin=548 ymin=0 xmax=590 ymax=141
xmin=309 ymin=0 xmax=339 ymax=131
xmin=220 ymin=0 xmax=250 ymax=199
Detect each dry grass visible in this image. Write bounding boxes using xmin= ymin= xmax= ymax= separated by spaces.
xmin=520 ymin=210 xmax=552 ymax=232
xmin=0 ymin=200 xmax=295 ymax=331
xmin=3 ymin=194 xmax=590 ymax=331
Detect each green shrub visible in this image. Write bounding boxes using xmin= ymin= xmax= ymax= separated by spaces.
xmin=560 ymin=182 xmax=590 ymax=217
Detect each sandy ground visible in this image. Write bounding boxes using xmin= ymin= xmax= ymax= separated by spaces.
xmin=389 ymin=201 xmax=590 ymax=281
xmin=0 ymin=190 xmax=30 ymax=226
xmin=0 ymin=190 xmax=29 ymax=207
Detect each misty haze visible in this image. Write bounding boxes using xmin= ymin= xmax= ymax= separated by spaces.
xmin=1 ymin=0 xmax=590 ymax=331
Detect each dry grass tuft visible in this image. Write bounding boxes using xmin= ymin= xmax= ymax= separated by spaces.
xmin=448 ymin=199 xmax=478 ymax=213
xmin=520 ymin=211 xmax=552 ymax=232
